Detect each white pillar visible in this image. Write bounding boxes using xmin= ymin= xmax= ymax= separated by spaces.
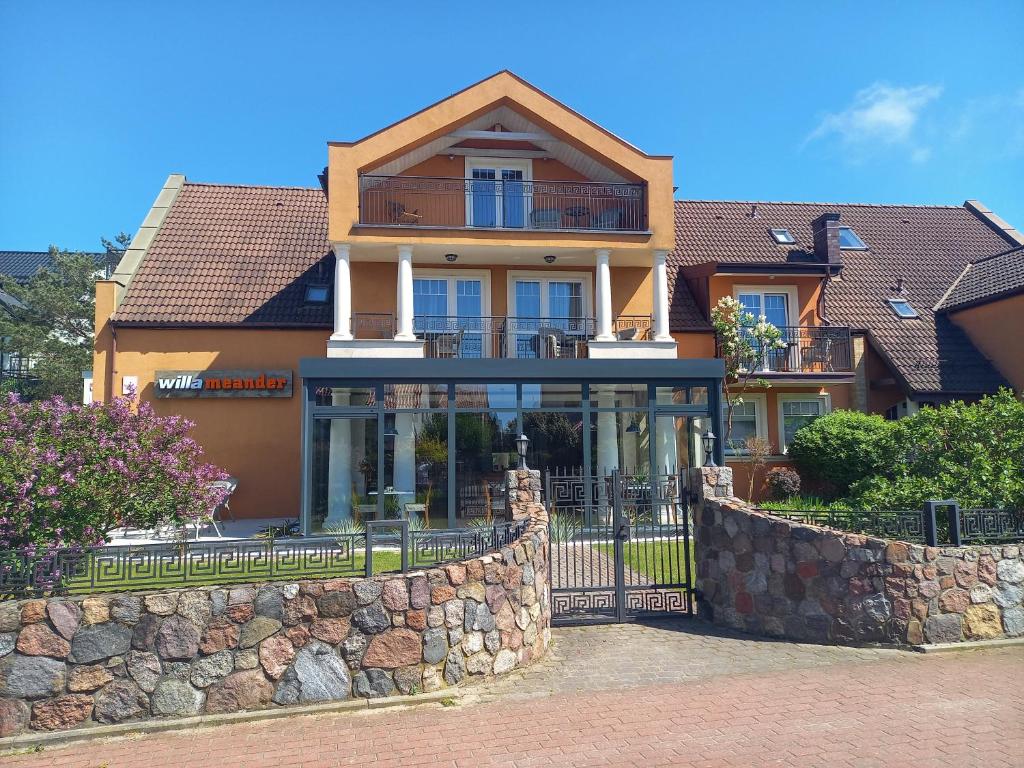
xmin=331 ymin=243 xmax=353 ymax=341
xmin=395 ymin=244 xmax=415 ymax=340
xmin=652 ymin=249 xmax=672 ymax=341
xmin=594 ymin=248 xmax=614 ymax=340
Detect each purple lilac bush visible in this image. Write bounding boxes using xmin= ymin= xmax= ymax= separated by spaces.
xmin=0 ymin=392 xmax=228 ymax=560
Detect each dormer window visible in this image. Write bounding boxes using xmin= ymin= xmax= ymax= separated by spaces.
xmin=770 ymin=228 xmax=796 ymax=244
xmin=886 ymin=298 xmax=918 ymax=318
xmin=305 ymin=284 xmax=330 ymax=303
xmin=838 ymin=226 xmax=868 ymax=249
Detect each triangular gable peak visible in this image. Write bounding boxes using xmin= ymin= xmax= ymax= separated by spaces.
xmin=327 ymin=72 xmax=674 ymax=250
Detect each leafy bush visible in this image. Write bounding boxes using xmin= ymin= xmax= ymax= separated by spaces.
xmin=0 ymin=393 xmax=228 ymax=561
xmin=766 ymin=467 xmax=801 ymax=500
xmin=758 ymin=495 xmax=853 ymax=512
xmin=788 ymin=410 xmax=894 ymax=497
xmin=850 ymin=389 xmax=1024 ymax=510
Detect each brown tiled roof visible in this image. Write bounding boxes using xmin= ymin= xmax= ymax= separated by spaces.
xmin=114 ymin=182 xmax=332 ymax=326
xmin=671 ymin=200 xmax=1017 ymax=395
xmin=935 ymin=245 xmax=1024 ymax=312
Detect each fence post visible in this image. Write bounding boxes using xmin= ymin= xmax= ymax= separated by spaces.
xmin=922 ymin=502 xmax=939 ymax=547
xmin=946 ymin=501 xmax=962 ymax=547
xmin=400 ymin=520 xmax=409 ymax=573
xmin=365 ymin=523 xmax=374 ymax=578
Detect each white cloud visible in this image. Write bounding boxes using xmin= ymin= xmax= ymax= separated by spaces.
xmin=805 ymin=83 xmax=942 ymax=161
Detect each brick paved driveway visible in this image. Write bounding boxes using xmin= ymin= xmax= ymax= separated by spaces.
xmin=6 ymin=621 xmax=1023 ymax=768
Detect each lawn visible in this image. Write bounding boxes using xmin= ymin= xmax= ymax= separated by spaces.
xmin=594 ymin=539 xmax=695 ymax=585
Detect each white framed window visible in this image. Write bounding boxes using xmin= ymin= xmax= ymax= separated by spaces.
xmin=466 ymin=158 xmax=532 ymax=229
xmin=777 ymin=393 xmax=831 ymax=453
xmin=507 ymin=271 xmax=592 ymax=321
xmin=722 ymin=393 xmax=768 ymax=455
xmin=733 ymin=285 xmax=798 ymax=328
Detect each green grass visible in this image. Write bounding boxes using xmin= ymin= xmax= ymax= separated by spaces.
xmin=62 ymin=550 xmax=406 ymax=594
xmin=594 ymin=540 xmax=695 ymax=585
xmin=758 ymin=495 xmax=854 ymax=512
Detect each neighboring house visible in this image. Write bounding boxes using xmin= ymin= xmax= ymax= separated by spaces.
xmin=935 ymin=244 xmax=1024 ymax=390
xmin=0 ymin=249 xmax=111 ymax=397
xmin=91 ymin=71 xmax=1023 ymax=520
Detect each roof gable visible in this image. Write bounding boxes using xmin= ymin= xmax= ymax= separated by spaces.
xmin=935 ymin=245 xmax=1024 ymax=312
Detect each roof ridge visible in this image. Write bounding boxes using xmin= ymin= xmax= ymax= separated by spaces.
xmin=969 ymin=243 xmax=1024 ymax=265
xmin=674 ymin=198 xmax=965 ymax=210
xmin=183 ymin=180 xmax=322 ymax=192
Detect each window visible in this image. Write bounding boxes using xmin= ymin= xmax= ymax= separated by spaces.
xmin=770 ymin=228 xmax=796 ymax=244
xmin=886 ymin=298 xmax=918 ymax=319
xmin=838 ymin=226 xmax=868 ymax=249
xmin=304 ymin=284 xmax=329 ymax=303
xmin=722 ymin=393 xmax=767 ymax=455
xmin=466 ymin=159 xmax=531 ymax=228
xmin=778 ymin=395 xmax=830 ymax=452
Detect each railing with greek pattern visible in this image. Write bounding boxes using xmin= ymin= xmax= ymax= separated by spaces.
xmin=358 ymin=175 xmax=648 ymax=232
xmin=717 ymin=326 xmax=853 ymax=373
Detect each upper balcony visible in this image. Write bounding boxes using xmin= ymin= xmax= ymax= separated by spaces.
xmin=717 ymin=326 xmax=854 ymax=375
xmin=357 ymin=175 xmax=648 ymax=234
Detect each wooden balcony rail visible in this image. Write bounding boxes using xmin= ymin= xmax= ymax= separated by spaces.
xmin=358 ymin=175 xmax=648 ymax=232
xmin=716 ymin=326 xmax=853 ymax=374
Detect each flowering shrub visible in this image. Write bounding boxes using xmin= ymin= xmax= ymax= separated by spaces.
xmin=0 ymin=393 xmax=228 ymax=562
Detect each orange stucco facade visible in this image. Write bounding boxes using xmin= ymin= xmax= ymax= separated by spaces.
xmin=948 ymin=295 xmax=1024 ymax=391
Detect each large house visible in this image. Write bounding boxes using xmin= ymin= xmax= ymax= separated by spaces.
xmin=91 ymin=72 xmax=1023 ymax=527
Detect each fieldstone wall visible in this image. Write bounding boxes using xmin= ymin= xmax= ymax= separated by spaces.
xmin=0 ymin=472 xmax=550 ymax=737
xmin=690 ymin=466 xmax=1024 ymax=646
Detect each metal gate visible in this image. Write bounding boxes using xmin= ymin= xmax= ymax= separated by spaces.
xmin=545 ymin=468 xmax=693 ymax=625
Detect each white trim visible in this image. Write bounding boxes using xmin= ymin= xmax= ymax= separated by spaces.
xmin=506 ymin=270 xmax=594 ymax=319
xmin=733 ymin=284 xmax=799 ymax=326
xmin=723 ymin=392 xmax=768 ymax=455
xmin=465 ymin=158 xmax=533 ymax=229
xmin=412 ymin=269 xmax=492 ymax=318
xmin=776 ymin=392 xmax=832 ymax=454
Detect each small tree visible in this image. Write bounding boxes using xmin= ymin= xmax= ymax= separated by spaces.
xmin=744 ymin=436 xmax=773 ymax=500
xmin=711 ymin=296 xmax=785 ymax=450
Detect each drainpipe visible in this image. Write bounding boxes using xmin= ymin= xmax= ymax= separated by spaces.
xmin=109 ymin=325 xmax=118 ymax=403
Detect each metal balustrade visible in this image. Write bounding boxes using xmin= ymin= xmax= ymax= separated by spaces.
xmin=717 ymin=325 xmax=853 ymax=374
xmin=358 ymin=175 xmax=648 ymax=232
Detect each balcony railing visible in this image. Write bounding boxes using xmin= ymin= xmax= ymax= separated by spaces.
xmin=717 ymin=326 xmax=853 ymax=374
xmin=358 ymin=175 xmax=648 ymax=232
xmin=352 ymin=314 xmax=654 ymax=358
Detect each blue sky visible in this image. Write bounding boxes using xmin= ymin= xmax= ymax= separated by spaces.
xmin=1 ymin=1 xmax=1022 ymax=252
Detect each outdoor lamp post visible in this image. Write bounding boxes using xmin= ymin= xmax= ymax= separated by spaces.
xmin=516 ymin=434 xmax=530 ymax=470
xmin=702 ymin=429 xmax=717 ymax=467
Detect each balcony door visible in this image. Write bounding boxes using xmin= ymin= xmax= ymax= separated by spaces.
xmin=735 ymin=286 xmax=797 ymax=371
xmin=413 ymin=272 xmax=490 ymax=358
xmin=509 ymin=272 xmax=591 ymax=358
xmin=466 ymin=159 xmax=531 ymax=229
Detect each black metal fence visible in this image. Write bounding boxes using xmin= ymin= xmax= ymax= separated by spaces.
xmin=717 ymin=326 xmax=853 ymax=374
xmin=0 ymin=520 xmax=530 ymax=599
xmin=358 ymin=175 xmax=648 ymax=232
xmin=765 ymin=501 xmax=1024 ymax=546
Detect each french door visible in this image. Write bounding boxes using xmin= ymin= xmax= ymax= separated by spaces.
xmin=413 ymin=274 xmax=488 ymax=358
xmin=511 ymin=276 xmax=588 ymax=358
xmin=466 ymin=160 xmax=530 ymax=228
xmin=737 ymin=289 xmax=792 ymax=371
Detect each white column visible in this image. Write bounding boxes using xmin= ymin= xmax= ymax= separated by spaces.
xmin=652 ymin=249 xmax=672 ymax=341
xmin=594 ymin=248 xmax=614 ymax=340
xmin=395 ymin=244 xmax=415 ymax=340
xmin=331 ymin=243 xmax=353 ymax=340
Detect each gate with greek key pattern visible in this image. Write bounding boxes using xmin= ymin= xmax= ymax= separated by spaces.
xmin=545 ymin=469 xmax=693 ymax=625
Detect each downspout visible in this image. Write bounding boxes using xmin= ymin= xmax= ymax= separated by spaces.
xmin=108 ymin=324 xmax=117 ymax=403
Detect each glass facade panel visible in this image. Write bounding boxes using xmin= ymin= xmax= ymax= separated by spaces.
xmin=383 ymin=383 xmax=448 ymax=409
xmin=454 ymin=383 xmax=515 ymax=410
xmin=314 ymin=386 xmax=375 ymax=408
xmin=590 ymin=411 xmax=649 ymax=474
xmin=454 ymin=412 xmax=517 ymax=523
xmin=380 ymin=412 xmax=448 ymax=525
xmin=310 ymin=416 xmax=378 ymax=532
xmin=521 ymin=383 xmax=582 ymax=409
xmin=590 ymin=383 xmax=648 ymax=409
xmin=523 ymin=411 xmax=585 ymax=472
xmin=655 ymin=386 xmax=688 ymax=405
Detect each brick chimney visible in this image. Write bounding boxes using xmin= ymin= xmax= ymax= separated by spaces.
xmin=811 ymin=212 xmax=842 ymax=267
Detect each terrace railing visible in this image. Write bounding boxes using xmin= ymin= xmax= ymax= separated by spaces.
xmin=358 ymin=175 xmax=648 ymax=232
xmin=718 ymin=326 xmax=853 ymax=374
xmin=0 ymin=520 xmax=530 ymax=599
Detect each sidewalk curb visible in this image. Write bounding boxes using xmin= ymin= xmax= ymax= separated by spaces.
xmin=909 ymin=637 xmax=1024 ymax=654
xmin=0 ymin=688 xmax=462 ymax=753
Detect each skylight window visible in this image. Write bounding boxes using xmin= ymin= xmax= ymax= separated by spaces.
xmin=305 ymin=284 xmax=330 ymax=303
xmin=770 ymin=228 xmax=796 ymax=244
xmin=887 ymin=298 xmax=918 ymax=319
xmin=838 ymin=226 xmax=868 ymax=249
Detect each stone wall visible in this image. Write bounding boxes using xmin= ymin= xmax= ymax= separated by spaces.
xmin=690 ymin=466 xmax=1024 ymax=646
xmin=0 ymin=472 xmax=550 ymax=737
